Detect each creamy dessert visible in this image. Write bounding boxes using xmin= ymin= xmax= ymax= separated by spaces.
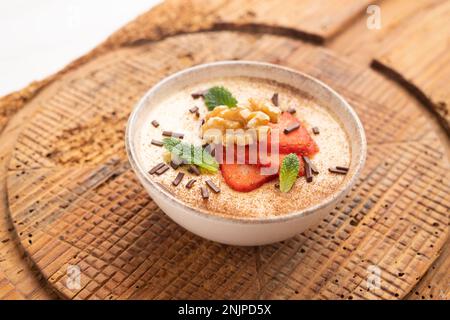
xmin=135 ymin=77 xmax=350 ymax=218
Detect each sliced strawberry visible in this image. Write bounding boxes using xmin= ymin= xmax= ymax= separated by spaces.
xmin=220 ymin=163 xmax=276 ymax=192
xmin=218 ymin=112 xmax=317 ymax=192
xmin=268 ymin=112 xmax=319 ymax=156
xmin=258 ymin=153 xmax=305 ymax=176
xmin=219 ymin=144 xmax=263 ymax=165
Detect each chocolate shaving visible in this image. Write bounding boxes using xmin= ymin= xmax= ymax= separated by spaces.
xmin=172 ymin=172 xmax=185 ymax=186
xmin=191 ymin=91 xmax=206 ymax=99
xmin=188 ymin=165 xmax=200 ymax=176
xmin=329 ymin=167 xmax=348 ymax=175
xmin=151 ymin=139 xmax=164 ymax=147
xmin=170 ymin=159 xmax=182 ymax=170
xmin=149 ymin=163 xmax=165 ymax=175
xmin=284 ymin=123 xmax=300 ymax=134
xmin=151 ymin=120 xmax=159 ymax=128
xmin=302 ymin=156 xmax=319 ymax=174
xmin=287 ymin=107 xmax=296 ymax=114
xmin=271 ymin=93 xmax=279 ymax=106
xmin=304 ymin=161 xmax=313 ymax=183
xmin=203 ymin=143 xmax=216 ymax=156
xmin=162 ymin=131 xmax=184 ymax=139
xmin=155 ymin=164 xmax=169 ymax=175
xmin=185 ymin=179 xmax=196 ymax=189
xmin=173 ymin=132 xmax=184 ymax=139
xmin=200 ymin=186 xmax=209 ymax=199
xmin=205 ymin=179 xmax=220 ymax=193
xmin=189 ymin=106 xmax=199 ymax=113
xmin=312 ymin=127 xmax=320 ymax=135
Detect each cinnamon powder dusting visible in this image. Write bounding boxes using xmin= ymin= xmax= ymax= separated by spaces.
xmin=136 ymin=77 xmax=350 ymax=218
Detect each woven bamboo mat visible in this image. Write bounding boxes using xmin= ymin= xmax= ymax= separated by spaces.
xmin=0 ymin=0 xmax=448 ymax=300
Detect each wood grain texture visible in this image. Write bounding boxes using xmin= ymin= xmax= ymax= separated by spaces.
xmin=0 ymin=107 xmax=58 ymax=300
xmin=372 ymin=0 xmax=450 ymax=133
xmin=0 ymin=270 xmax=23 ymax=300
xmin=0 ymin=0 xmax=449 ymax=300
xmin=0 ymin=0 xmax=371 ymax=134
xmin=4 ymin=31 xmax=449 ymax=300
xmin=407 ymin=240 xmax=450 ymax=300
xmin=328 ymin=0 xmax=442 ymax=64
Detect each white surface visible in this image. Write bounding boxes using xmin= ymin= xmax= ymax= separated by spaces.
xmin=0 ymin=0 xmax=161 ymax=96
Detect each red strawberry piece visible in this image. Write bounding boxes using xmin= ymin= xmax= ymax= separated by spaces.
xmin=268 ymin=112 xmax=319 ymax=156
xmin=220 ymin=163 xmax=277 ymax=192
xmin=219 ymin=144 xmax=263 ymax=166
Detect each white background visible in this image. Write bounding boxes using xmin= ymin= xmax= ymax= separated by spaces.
xmin=0 ymin=0 xmax=160 ymax=96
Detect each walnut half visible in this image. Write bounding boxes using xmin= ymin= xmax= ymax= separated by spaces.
xmin=201 ymin=99 xmax=280 ymax=145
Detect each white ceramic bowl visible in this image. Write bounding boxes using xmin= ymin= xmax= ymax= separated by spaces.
xmin=126 ymin=61 xmax=366 ymax=246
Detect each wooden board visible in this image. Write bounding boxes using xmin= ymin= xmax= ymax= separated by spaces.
xmin=0 ymin=0 xmax=449 ymax=300
xmin=0 ymin=103 xmax=59 ymax=300
xmin=0 ymin=0 xmax=371 ymax=134
xmin=328 ymin=0 xmax=442 ymax=65
xmin=109 ymin=0 xmax=372 ymax=46
xmin=4 ymin=31 xmax=449 ymax=300
xmin=372 ymin=0 xmax=450 ymax=133
xmin=406 ymin=240 xmax=450 ymax=300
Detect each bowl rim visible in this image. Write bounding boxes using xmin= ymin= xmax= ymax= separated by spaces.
xmin=125 ymin=60 xmax=367 ymax=225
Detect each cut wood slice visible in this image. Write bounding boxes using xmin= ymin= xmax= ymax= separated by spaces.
xmin=372 ymin=0 xmax=450 ymax=133
xmin=1 ymin=28 xmax=449 ymax=301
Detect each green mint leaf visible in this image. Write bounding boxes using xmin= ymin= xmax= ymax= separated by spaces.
xmin=279 ymin=153 xmax=300 ymax=192
xmin=204 ymin=86 xmax=238 ymax=110
xmin=162 ymin=137 xmax=181 ymax=152
xmin=162 ymin=137 xmax=219 ymax=173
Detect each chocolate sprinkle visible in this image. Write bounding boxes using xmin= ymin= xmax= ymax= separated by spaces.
xmin=170 ymin=159 xmax=182 ymax=170
xmin=312 ymin=127 xmax=320 ymax=134
xmin=195 ymin=111 xmax=200 ymax=118
xmin=173 ymin=132 xmax=184 ymax=139
xmin=336 ymin=166 xmax=349 ymax=172
xmin=155 ymin=164 xmax=169 ymax=175
xmin=189 ymin=106 xmax=199 ymax=113
xmin=162 ymin=131 xmax=184 ymax=139
xmin=151 ymin=120 xmax=159 ymax=128
xmin=287 ymin=107 xmax=296 ymax=114
xmin=188 ymin=165 xmax=200 ymax=176
xmin=151 ymin=139 xmax=164 ymax=147
xmin=191 ymin=91 xmax=205 ymax=99
xmin=302 ymin=156 xmax=319 ymax=174
xmin=271 ymin=93 xmax=279 ymax=106
xmin=329 ymin=167 xmax=348 ymax=175
xmin=149 ymin=163 xmax=165 ymax=175
xmin=203 ymin=143 xmax=216 ymax=156
xmin=172 ymin=172 xmax=185 ymax=186
xmin=284 ymin=123 xmax=300 ymax=134
xmin=185 ymin=179 xmax=196 ymax=189
xmin=205 ymin=180 xmax=220 ymax=193
xmin=200 ymin=186 xmax=209 ymax=199
xmin=305 ymin=161 xmax=313 ymax=183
